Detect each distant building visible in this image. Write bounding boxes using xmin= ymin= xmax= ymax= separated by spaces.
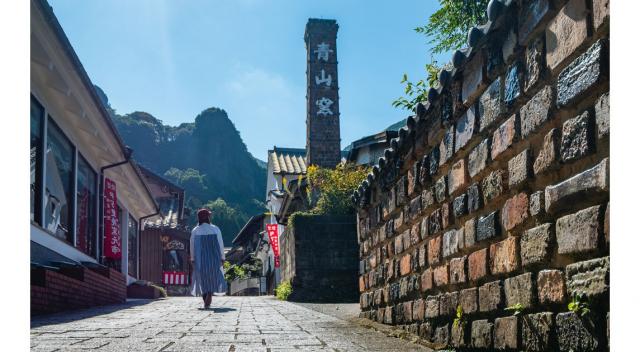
xmin=30 ymin=0 xmax=160 ymax=314
xmin=344 ymin=130 xmax=398 ymax=166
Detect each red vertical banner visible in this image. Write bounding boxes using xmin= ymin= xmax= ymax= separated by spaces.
xmin=103 ymin=178 xmax=122 ymax=259
xmin=266 ymin=224 xmax=280 ymax=268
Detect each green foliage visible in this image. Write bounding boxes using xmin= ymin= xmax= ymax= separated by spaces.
xmin=505 ymin=303 xmax=525 ymax=316
xmin=202 ymin=198 xmax=246 ymax=240
xmin=240 ymin=254 xmax=263 ymax=277
xmin=453 ymin=305 xmax=466 ymax=328
xmin=393 ymin=0 xmax=489 ymax=111
xmin=223 ymin=261 xmax=248 ymax=282
xmin=275 ymin=280 xmax=293 ymax=301
xmin=146 ymin=282 xmax=167 ymax=298
xmin=568 ymin=293 xmax=591 ymax=317
xmin=306 ymin=162 xmax=371 ymax=216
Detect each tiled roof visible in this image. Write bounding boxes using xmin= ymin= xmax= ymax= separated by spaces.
xmin=269 ymin=147 xmax=307 ymax=175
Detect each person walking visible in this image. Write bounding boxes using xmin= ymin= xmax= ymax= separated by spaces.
xmin=190 ymin=208 xmax=227 ymax=309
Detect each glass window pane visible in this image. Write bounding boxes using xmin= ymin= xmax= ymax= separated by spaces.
xmin=30 ymin=97 xmax=44 ymax=223
xmin=76 ymin=156 xmax=97 ymax=257
xmin=128 ymin=215 xmax=138 ymax=277
xmin=44 ymin=119 xmax=74 ymax=243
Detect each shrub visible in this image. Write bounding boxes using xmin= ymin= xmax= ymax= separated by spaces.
xmin=275 ymin=280 xmax=293 ymax=301
xmin=223 ymin=261 xmax=247 ymax=282
xmin=306 ymin=162 xmax=371 ymax=216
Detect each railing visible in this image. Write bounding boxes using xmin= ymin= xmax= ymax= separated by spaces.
xmin=228 ymin=276 xmax=267 ymax=296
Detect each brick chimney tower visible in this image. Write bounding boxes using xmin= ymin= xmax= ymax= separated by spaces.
xmin=305 ymin=19 xmax=341 ymax=168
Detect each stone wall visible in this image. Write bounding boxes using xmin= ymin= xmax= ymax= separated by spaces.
xmin=353 ymin=0 xmax=609 ymax=350
xmin=280 ymin=214 xmax=359 ymax=302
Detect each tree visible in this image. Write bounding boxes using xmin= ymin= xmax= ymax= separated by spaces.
xmin=393 ymin=0 xmax=490 ymax=111
xmin=306 ymin=162 xmax=371 ymax=215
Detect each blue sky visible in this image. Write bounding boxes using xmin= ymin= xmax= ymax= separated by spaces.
xmin=48 ymin=0 xmax=448 ymax=161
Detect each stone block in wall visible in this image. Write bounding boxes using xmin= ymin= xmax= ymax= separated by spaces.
xmin=407 ymin=160 xmax=420 ymax=196
xmin=403 ymin=301 xmax=413 ymax=323
xmin=428 ymin=147 xmax=440 ymax=176
xmin=556 ymin=205 xmax=602 ymax=254
xmin=477 ymin=211 xmax=500 ymax=242
xmin=400 ymin=254 xmax=411 ymax=276
xmin=410 ymin=222 xmax=421 ymax=247
xmin=395 ymin=303 xmax=404 ymax=324
xmin=604 ymin=202 xmax=609 ymax=244
xmin=451 ymin=320 xmax=466 ymax=348
xmin=560 ymin=110 xmax=595 ymax=163
xmin=468 ymin=248 xmax=488 ymax=282
xmin=425 ymin=295 xmax=439 ymax=318
xmin=440 ymin=291 xmax=459 ymax=316
xmin=508 ymin=149 xmax=532 ymax=188
xmin=453 ymin=193 xmax=468 ymax=218
xmin=448 ymin=159 xmax=468 ymax=196
xmin=420 ymin=321 xmax=434 ymax=340
xmin=595 ymin=92 xmax=609 ymax=139
xmin=522 ymin=312 xmax=554 ymax=352
xmin=492 ymin=115 xmax=519 ymax=160
xmin=467 ymin=183 xmax=482 ymax=214
xmin=545 ymin=0 xmax=589 ymax=72
xmin=429 ymin=208 xmax=442 ymax=236
xmin=471 ymin=319 xmax=493 ymax=349
xmin=434 ymin=176 xmax=447 ymax=203
xmin=502 ymin=29 xmax=517 ymax=64
xmin=384 ymin=306 xmax=394 ymax=324
xmin=462 ymin=53 xmax=486 ymax=106
xmin=441 ymin=202 xmax=452 ymax=229
xmin=439 ymin=125 xmax=455 ymax=166
xmin=421 ymin=267 xmax=433 ymax=292
xmin=460 ymin=287 xmax=478 ymax=314
xmin=418 ymin=243 xmax=427 ymax=268
xmin=504 ymin=272 xmax=535 ymax=309
xmin=538 ymin=269 xmax=566 ymax=304
xmin=482 ymin=170 xmax=506 ymax=204
xmin=529 ymin=190 xmax=544 ymax=217
xmin=394 ymin=235 xmax=403 ymax=255
xmin=409 ymin=196 xmax=422 ymax=222
xmin=385 ymin=219 xmax=395 ymax=239
xmin=557 ymin=39 xmax=608 ymax=107
xmin=521 ymin=223 xmax=553 ymax=267
xmin=518 ymin=0 xmax=552 ymax=45
xmin=464 ymin=217 xmax=477 ymax=249
xmin=434 ymin=324 xmax=450 ymax=346
xmin=479 ymin=77 xmax=503 ymax=132
xmin=395 ymin=176 xmax=408 ymax=207
xmin=490 ymin=237 xmax=519 ymax=275
xmin=455 ymin=107 xmax=476 ymax=153
xmin=479 ymin=280 xmax=503 ymax=312
xmin=428 ymin=234 xmax=442 ymax=266
xmin=593 ymin=0 xmax=610 ymax=31
xmin=501 ymin=192 xmax=530 ymax=232
xmin=433 ymin=263 xmax=449 ymax=287
xmin=413 ymin=298 xmax=425 ymax=322
xmin=468 ymin=138 xmax=490 ymax=179
xmin=565 ymin=256 xmax=609 ymax=298
xmin=534 ymin=127 xmax=560 ymax=175
xmin=443 ymin=228 xmax=463 ymax=259
xmin=504 ymin=61 xmax=523 ymax=108
xmin=556 ymin=312 xmax=601 ymax=351
xmin=450 ymin=256 xmax=467 ymax=284
xmin=494 ymin=316 xmax=519 ymax=350
xmin=525 ymin=34 xmax=546 ymax=93
xmin=520 ymin=85 xmax=554 ymax=138
xmin=402 ymin=229 xmax=411 ymax=250
xmin=421 ymin=188 xmax=435 ymax=212
xmin=545 ymin=158 xmax=608 ymax=214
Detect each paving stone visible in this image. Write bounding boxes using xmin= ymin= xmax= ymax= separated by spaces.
xmin=482 ymin=170 xmax=506 ymax=204
xmin=471 ymin=319 xmax=493 ymax=348
xmin=545 ymin=0 xmax=589 ymax=72
xmin=449 ymin=256 xmax=467 ymax=284
xmin=501 ymin=192 xmax=529 ymax=232
xmin=520 ymin=85 xmax=554 ymax=138
xmin=462 ymin=53 xmax=486 ymax=106
xmin=538 ymin=269 xmax=566 ymax=304
xmin=479 ymin=77 xmax=503 ymax=132
xmin=508 ymin=149 xmax=532 ymax=188
xmin=520 ymin=223 xmax=553 ymax=267
xmin=565 ymin=256 xmax=610 ymax=298
xmin=504 ymin=61 xmax=523 ymax=107
xmin=468 ymin=248 xmax=488 ymax=282
xmin=595 ymin=92 xmax=609 ymax=139
xmin=494 ymin=316 xmax=518 ymax=350
xmin=529 ymin=190 xmax=544 ymax=217
xmin=593 ymin=0 xmax=610 ymax=31
xmin=464 ymin=217 xmax=477 ymax=249
xmin=492 ymin=115 xmax=519 ymax=160
xmin=439 ymin=126 xmax=455 ymax=166
xmin=519 ymin=0 xmax=552 ymax=45
xmin=525 ymin=34 xmax=546 ymax=93
xmin=428 ymin=235 xmax=442 ymax=266
xmin=477 ymin=211 xmax=499 ymax=242
xmin=479 ymin=280 xmax=503 ymax=312
xmin=504 ymin=272 xmax=535 ymax=309
xmin=468 ymin=139 xmax=490 ymax=178
xmin=545 ymin=158 xmax=608 ymax=214
xmin=556 ymin=312 xmax=600 ymax=351
xmin=560 ymin=110 xmax=595 ymax=163
xmin=522 ymin=312 xmax=554 ymax=352
xmin=556 ymin=205 xmax=602 ymax=254
xmin=490 ymin=237 xmax=519 ymax=275
xmin=453 ymin=193 xmax=468 ymax=218
xmin=563 ymin=41 xmax=607 ymax=109
xmin=455 ymin=107 xmax=476 ymax=153
xmin=448 ymin=159 xmax=468 ymax=196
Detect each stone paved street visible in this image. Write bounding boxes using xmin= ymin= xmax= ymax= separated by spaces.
xmin=31 ymin=297 xmax=431 ymax=351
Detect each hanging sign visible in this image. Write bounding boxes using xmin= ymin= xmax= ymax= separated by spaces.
xmin=266 ymin=224 xmax=280 ymax=268
xmin=103 ymin=178 xmax=122 ymax=259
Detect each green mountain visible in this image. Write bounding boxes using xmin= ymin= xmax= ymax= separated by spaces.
xmin=95 ymin=86 xmax=266 ymax=243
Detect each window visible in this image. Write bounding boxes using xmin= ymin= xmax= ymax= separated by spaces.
xmin=44 ymin=119 xmax=75 ymax=243
xmin=76 ymin=155 xmax=97 ymax=257
xmin=128 ymin=215 xmax=138 ymax=278
xmin=30 ymin=96 xmax=44 ymax=223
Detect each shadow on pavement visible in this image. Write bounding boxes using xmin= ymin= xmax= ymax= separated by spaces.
xmin=197 ymin=307 xmax=236 ymax=313
xmin=30 ymin=299 xmax=157 ymax=328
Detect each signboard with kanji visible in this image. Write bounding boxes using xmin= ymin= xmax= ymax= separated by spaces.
xmin=103 ymin=178 xmax=121 ymax=259
xmin=266 ymin=224 xmax=280 ymax=268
